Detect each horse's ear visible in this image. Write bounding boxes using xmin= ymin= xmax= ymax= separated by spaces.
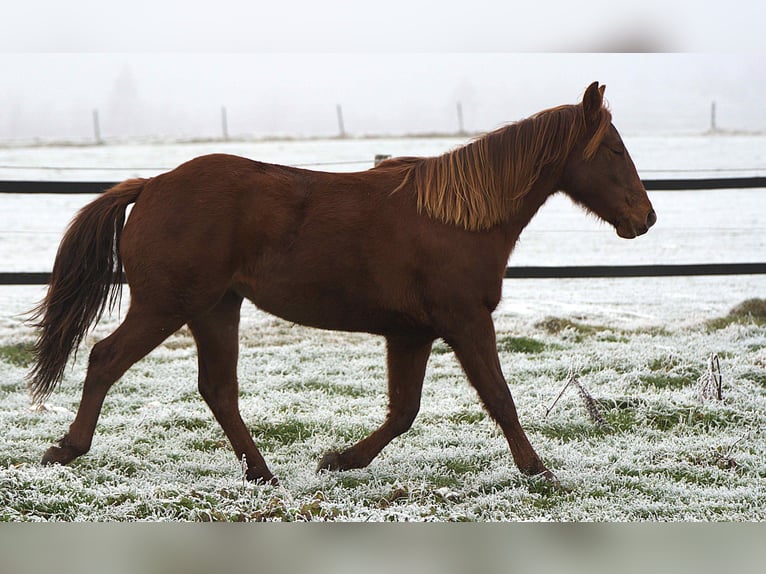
xmin=583 ymin=82 xmax=603 ymax=126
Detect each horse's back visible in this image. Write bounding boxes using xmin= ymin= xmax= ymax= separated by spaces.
xmin=119 ymin=154 xmax=421 ymax=330
xmin=128 ymin=153 xmax=392 ymax=240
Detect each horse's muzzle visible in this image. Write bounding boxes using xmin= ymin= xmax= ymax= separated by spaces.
xmin=646 ymin=209 xmax=657 ymax=229
xmin=617 ymin=209 xmax=657 ymax=239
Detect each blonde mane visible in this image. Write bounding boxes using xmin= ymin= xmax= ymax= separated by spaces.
xmin=395 ymin=103 xmax=611 ymax=231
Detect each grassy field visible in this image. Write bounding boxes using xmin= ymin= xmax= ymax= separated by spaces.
xmin=1 ymin=297 xmax=764 ymax=521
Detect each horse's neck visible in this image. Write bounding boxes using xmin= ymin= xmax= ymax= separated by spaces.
xmin=500 ymin=165 xmax=561 ymax=252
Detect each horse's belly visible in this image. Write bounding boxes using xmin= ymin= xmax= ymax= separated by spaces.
xmin=233 ymin=272 xmax=424 ymax=336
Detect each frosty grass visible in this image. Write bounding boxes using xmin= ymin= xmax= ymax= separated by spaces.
xmin=1 ymin=287 xmax=764 ymax=521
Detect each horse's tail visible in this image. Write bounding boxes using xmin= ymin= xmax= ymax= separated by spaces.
xmin=28 ymin=178 xmax=147 ymax=404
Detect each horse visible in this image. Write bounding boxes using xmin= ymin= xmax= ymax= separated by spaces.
xmin=28 ymin=82 xmax=655 ymax=484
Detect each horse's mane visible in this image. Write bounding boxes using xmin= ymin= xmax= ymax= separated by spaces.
xmin=386 ymin=102 xmax=611 ymax=231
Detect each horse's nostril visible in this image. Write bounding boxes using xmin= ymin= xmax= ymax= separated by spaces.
xmin=646 ymin=209 xmax=657 ymax=229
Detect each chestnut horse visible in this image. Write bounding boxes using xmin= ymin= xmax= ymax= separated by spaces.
xmin=29 ymin=82 xmax=655 ymax=484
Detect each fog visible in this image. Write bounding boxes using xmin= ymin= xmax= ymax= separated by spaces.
xmin=2 ymin=53 xmax=764 ymax=142
xmin=3 ymin=0 xmax=764 ymax=52
xmin=1 ymin=2 xmax=764 ymax=142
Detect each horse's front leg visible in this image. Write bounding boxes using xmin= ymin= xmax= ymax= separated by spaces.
xmin=445 ymin=311 xmax=555 ymax=481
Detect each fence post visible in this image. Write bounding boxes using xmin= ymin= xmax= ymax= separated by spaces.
xmin=374 ymin=154 xmax=391 ymax=166
xmin=336 ymin=104 xmax=346 ymax=138
xmin=456 ymin=102 xmax=466 ymax=135
xmin=92 ymin=109 xmax=103 ymax=144
xmin=221 ymin=106 xmax=230 ymax=141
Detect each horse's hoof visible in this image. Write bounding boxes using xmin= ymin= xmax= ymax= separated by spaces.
xmin=532 ymin=469 xmax=570 ymax=492
xmin=41 ymin=446 xmax=62 ymax=466
xmin=540 ymin=469 xmax=561 ymax=486
xmin=41 ymin=444 xmax=80 ymax=466
xmin=316 ymin=451 xmax=341 ymax=473
xmin=259 ymin=476 xmax=280 ymax=487
xmin=246 ymin=467 xmax=279 ymax=486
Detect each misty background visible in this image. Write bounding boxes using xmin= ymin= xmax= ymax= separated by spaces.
xmin=1 ymin=2 xmax=764 ymax=143
xmin=1 ymin=53 xmax=764 ymax=143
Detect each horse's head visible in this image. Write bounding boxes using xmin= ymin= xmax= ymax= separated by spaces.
xmin=560 ymin=82 xmax=656 ymax=239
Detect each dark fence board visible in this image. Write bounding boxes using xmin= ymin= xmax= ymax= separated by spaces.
xmin=2 ymin=264 xmax=765 ymax=285
xmin=503 ymin=263 xmax=766 ymax=279
xmin=643 ymin=176 xmax=766 ymax=191
xmin=0 ymin=181 xmax=117 ymax=194
xmin=1 ymin=176 xmax=766 ymax=194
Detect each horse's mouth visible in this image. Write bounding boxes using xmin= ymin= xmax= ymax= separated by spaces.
xmin=616 ymin=209 xmax=656 ymax=239
xmin=616 ymin=223 xmax=646 ymax=239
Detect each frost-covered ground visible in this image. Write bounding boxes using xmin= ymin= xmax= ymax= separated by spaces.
xmin=0 ymin=135 xmax=765 ymax=521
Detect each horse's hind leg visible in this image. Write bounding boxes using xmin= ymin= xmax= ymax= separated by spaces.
xmin=41 ymin=303 xmax=185 ymax=466
xmin=317 ymin=334 xmax=432 ymax=472
xmin=188 ymin=290 xmax=276 ymax=484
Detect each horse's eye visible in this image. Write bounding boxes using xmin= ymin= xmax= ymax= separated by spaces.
xmin=605 ymin=144 xmax=624 ymax=156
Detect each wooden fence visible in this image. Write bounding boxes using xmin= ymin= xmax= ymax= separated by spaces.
xmin=1 ymin=174 xmax=764 ymax=284
xmin=2 ymin=263 xmax=765 ymax=286
xmin=2 ymin=176 xmax=766 ymax=195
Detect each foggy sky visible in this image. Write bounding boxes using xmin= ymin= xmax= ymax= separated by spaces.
xmin=1 ymin=2 xmax=764 ymax=142
xmin=3 ymin=0 xmax=764 ymax=52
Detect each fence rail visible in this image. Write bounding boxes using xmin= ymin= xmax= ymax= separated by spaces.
xmin=642 ymin=176 xmax=766 ymax=191
xmin=2 ymin=263 xmax=765 ymax=286
xmin=0 ymin=181 xmax=116 ymax=194
xmin=503 ymin=263 xmax=766 ymax=279
xmin=1 ymin=176 xmax=766 ymax=194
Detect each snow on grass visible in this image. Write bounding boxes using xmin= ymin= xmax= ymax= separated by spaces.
xmin=1 ymin=286 xmax=764 ymax=521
